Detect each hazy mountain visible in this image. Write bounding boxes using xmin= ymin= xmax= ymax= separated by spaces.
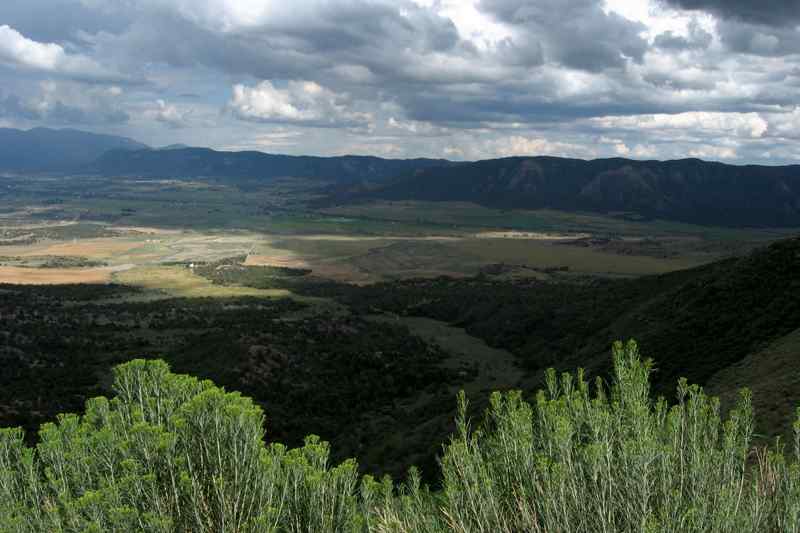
xmin=0 ymin=127 xmax=148 ymax=172
xmin=158 ymin=144 xmax=192 ymax=150
xmin=339 ymin=156 xmax=800 ymax=227
xmin=91 ymin=146 xmax=455 ymax=183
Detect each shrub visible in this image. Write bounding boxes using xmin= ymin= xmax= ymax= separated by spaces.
xmin=0 ymin=359 xmax=359 ymax=532
xmin=2 ymin=341 xmax=800 ymax=532
xmin=367 ymin=341 xmax=800 ymax=532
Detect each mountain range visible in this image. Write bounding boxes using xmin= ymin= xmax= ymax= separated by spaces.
xmin=0 ymin=127 xmax=147 ymax=172
xmin=334 ymin=156 xmax=800 ymax=227
xmin=90 ymin=146 xmax=453 ymax=184
xmin=3 ymin=127 xmax=800 ymax=227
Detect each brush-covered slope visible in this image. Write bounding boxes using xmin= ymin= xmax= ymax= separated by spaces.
xmin=327 ymin=235 xmax=800 ymax=435
xmin=1 ymin=236 xmax=798 ymax=483
xmin=345 ymin=156 xmax=800 ymax=227
xmin=0 ymin=127 xmax=147 ymax=172
xmin=705 ymin=327 xmax=800 ymax=443
xmin=91 ymin=146 xmax=454 ymax=183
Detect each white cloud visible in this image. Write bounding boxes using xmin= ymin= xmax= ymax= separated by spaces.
xmin=229 ymin=80 xmax=372 ymax=128
xmin=219 ymin=130 xmax=304 ymax=151
xmin=0 ymin=80 xmax=129 ymax=125
xmin=150 ymin=99 xmax=190 ymax=128
xmin=766 ymin=107 xmax=800 ymax=139
xmin=612 ymin=142 xmax=659 ymax=158
xmin=0 ymin=24 xmax=122 ymax=81
xmin=593 ymin=111 xmax=768 ymax=139
xmin=386 ymin=117 xmax=446 ymax=137
xmin=412 ymin=0 xmax=513 ymax=50
xmin=688 ymin=145 xmax=738 ymax=159
xmin=490 ymin=135 xmax=598 ymax=159
xmin=157 ymin=0 xmax=274 ymax=32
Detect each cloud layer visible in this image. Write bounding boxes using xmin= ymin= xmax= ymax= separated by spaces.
xmin=0 ymin=0 xmax=799 ymax=163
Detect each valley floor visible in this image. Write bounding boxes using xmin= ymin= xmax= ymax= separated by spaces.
xmin=2 ymin=173 xmax=799 ymax=481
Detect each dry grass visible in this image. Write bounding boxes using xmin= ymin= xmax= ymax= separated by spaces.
xmin=113 ymin=265 xmax=291 ymax=299
xmin=3 ymin=239 xmax=145 ymax=259
xmin=473 ymin=230 xmax=591 ymax=240
xmin=110 ymin=226 xmax=184 ymax=235
xmin=449 ymin=239 xmax=702 ymax=276
xmin=244 ymin=254 xmax=310 ymax=269
xmin=0 ymin=266 xmax=117 ymax=284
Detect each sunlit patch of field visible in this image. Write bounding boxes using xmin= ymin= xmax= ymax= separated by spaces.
xmin=244 ymin=253 xmax=310 ymax=269
xmin=287 ymin=234 xmax=462 ymax=242
xmin=272 ymin=234 xmax=704 ymax=280
xmin=110 ymin=226 xmax=184 ymax=235
xmin=1 ymin=238 xmax=146 ymax=260
xmin=113 ymin=266 xmax=291 ymax=299
xmin=448 ymin=239 xmax=702 ymax=276
xmin=0 ymin=220 xmax=79 ymax=231
xmin=0 ymin=265 xmax=130 ymax=285
xmin=474 ymin=230 xmax=591 ymax=240
xmin=33 ymin=239 xmax=144 ymax=258
xmin=0 ymin=200 xmax=735 ymax=290
xmin=0 ymin=221 xmax=711 ymax=287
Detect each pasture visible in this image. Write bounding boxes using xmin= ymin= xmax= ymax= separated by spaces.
xmin=0 ymin=173 xmax=792 ymax=292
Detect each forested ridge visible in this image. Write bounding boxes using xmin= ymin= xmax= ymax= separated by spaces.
xmin=333 ymin=156 xmax=800 ymax=227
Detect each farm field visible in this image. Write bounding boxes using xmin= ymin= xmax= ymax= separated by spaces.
xmin=0 ymin=173 xmax=794 ymax=292
xmin=0 ymin=223 xmax=712 ymax=289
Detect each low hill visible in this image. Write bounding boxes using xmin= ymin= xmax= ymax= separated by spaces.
xmin=337 ymin=156 xmax=800 ymax=227
xmin=0 ymin=127 xmax=148 ymax=172
xmin=90 ymin=146 xmax=455 ymax=183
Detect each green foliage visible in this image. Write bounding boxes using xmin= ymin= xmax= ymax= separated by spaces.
xmin=3 ymin=342 xmax=800 ymax=532
xmin=193 ymin=256 xmax=311 ymax=290
xmin=368 ymin=341 xmax=800 ymax=532
xmin=0 ymin=359 xmax=360 ymax=532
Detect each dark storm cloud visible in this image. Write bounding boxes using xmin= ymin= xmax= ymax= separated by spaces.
xmin=0 ymin=0 xmax=129 ymax=44
xmin=662 ymin=0 xmax=800 ymax=27
xmin=479 ymin=0 xmax=648 ymax=71
xmin=714 ymin=19 xmax=800 ymax=56
xmin=662 ymin=0 xmax=800 ymax=57
xmin=88 ymin=1 xmax=463 ymax=85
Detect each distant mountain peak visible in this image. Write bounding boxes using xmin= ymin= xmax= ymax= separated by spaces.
xmin=158 ymin=144 xmax=192 ymax=151
xmin=0 ymin=127 xmax=148 ymax=172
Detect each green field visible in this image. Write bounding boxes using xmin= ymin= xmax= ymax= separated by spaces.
xmin=1 ymin=172 xmax=794 ymax=290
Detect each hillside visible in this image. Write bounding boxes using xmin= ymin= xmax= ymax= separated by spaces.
xmin=336 ymin=156 xmax=800 ymax=227
xmin=1 ymin=235 xmax=798 ymax=483
xmin=314 ymin=235 xmax=800 ymax=439
xmin=0 ymin=127 xmax=148 ymax=172
xmin=706 ymin=328 xmax=800 ymax=444
xmin=90 ymin=147 xmax=455 ymax=183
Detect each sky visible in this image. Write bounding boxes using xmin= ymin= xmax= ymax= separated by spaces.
xmin=0 ymin=0 xmax=799 ymax=163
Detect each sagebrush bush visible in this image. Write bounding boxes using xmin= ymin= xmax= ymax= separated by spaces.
xmin=2 ymin=341 xmax=800 ymax=532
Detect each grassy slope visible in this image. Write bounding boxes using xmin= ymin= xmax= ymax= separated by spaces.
xmin=706 ymin=328 xmax=800 ymax=444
